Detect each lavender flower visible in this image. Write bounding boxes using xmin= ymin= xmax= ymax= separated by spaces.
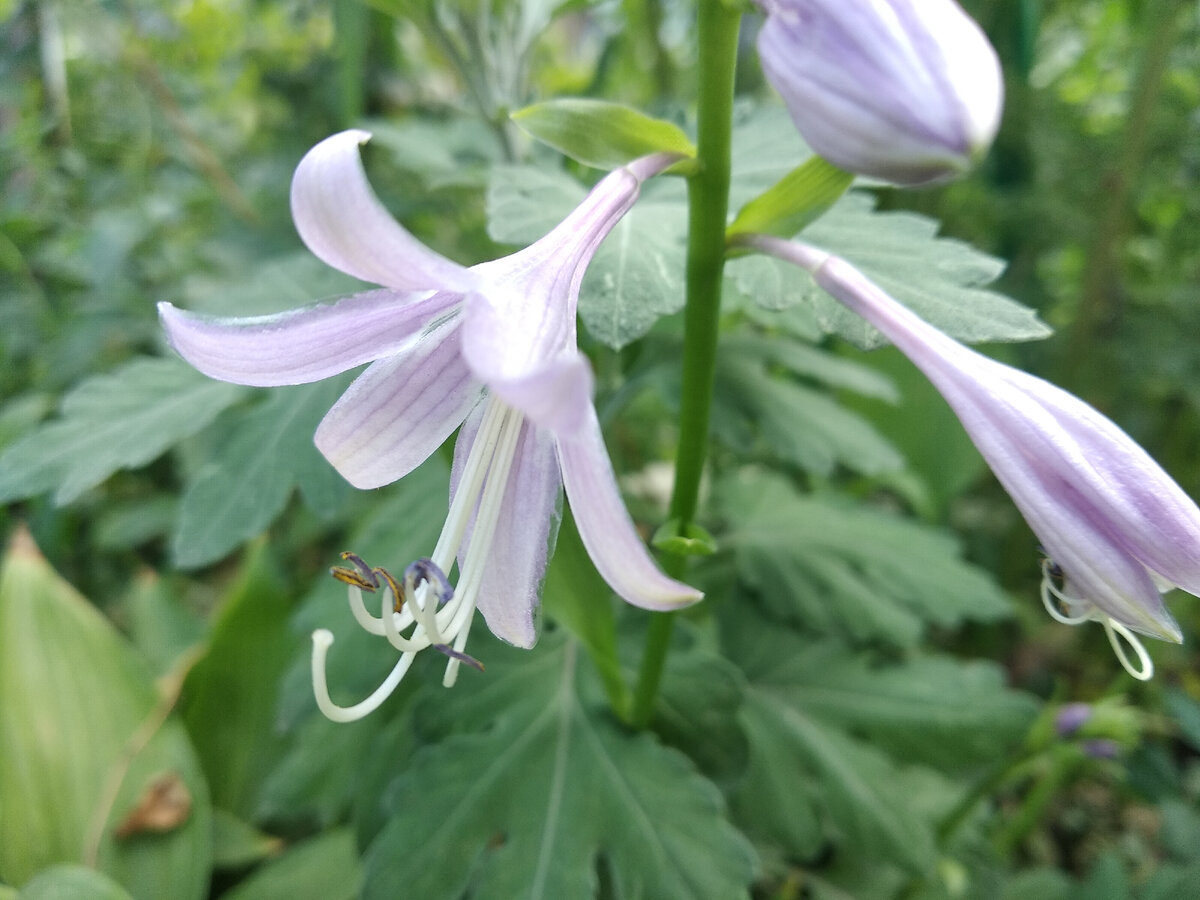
xmin=756 ymin=0 xmax=1004 ymax=185
xmin=744 ymin=234 xmax=1199 ymax=680
xmin=160 ymin=131 xmax=701 ymax=720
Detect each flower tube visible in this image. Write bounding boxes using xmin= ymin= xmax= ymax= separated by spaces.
xmin=745 ymin=233 xmax=1199 ymax=679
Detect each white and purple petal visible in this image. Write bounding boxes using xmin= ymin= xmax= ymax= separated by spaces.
xmin=157 ymin=289 xmax=457 ymax=387
xmin=557 ymin=407 xmax=703 ymax=611
xmin=291 ymin=130 xmax=479 ymax=293
xmin=315 ymin=315 xmax=483 ymax=489
xmin=451 ymin=413 xmax=562 ymax=648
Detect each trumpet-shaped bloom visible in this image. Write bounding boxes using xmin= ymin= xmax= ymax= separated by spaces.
xmin=746 ymin=234 xmax=1198 ymax=679
xmin=160 ymin=131 xmax=701 ymax=720
xmin=756 ymin=0 xmax=1003 ymax=185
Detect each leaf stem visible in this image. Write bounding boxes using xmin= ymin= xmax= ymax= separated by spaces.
xmin=630 ymin=0 xmax=740 ymax=730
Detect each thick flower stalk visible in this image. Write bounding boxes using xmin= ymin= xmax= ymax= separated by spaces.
xmin=160 ymin=131 xmax=701 ymax=720
xmin=744 ymin=234 xmax=1199 ymax=679
xmin=756 ymin=0 xmax=1003 ymax=185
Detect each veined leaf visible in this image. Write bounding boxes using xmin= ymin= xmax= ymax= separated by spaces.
xmin=728 ymin=192 xmax=1050 ymax=348
xmin=719 ymin=471 xmax=1011 ymax=645
xmin=0 ymin=357 xmax=244 ymax=505
xmin=363 ymin=633 xmax=757 ymax=900
xmin=171 ymin=378 xmax=350 ymax=569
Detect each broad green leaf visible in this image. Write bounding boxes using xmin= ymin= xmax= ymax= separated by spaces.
xmin=654 ymin=644 xmax=749 ymax=783
xmin=715 ymin=356 xmax=904 ymax=476
xmin=735 ymin=690 xmax=938 ymax=874
xmin=172 ymin=379 xmax=350 ymax=569
xmin=741 ymin=640 xmax=1037 ymax=770
xmin=718 ymin=471 xmax=1011 ymax=646
xmin=0 ymin=357 xmax=244 ymax=505
xmin=363 ymin=633 xmax=757 ymax=900
xmin=487 ymin=165 xmax=687 ymax=349
xmin=728 ymin=155 xmax=854 ymax=239
xmin=512 ymin=99 xmax=695 ymax=170
xmin=219 ymin=829 xmax=361 ymax=900
xmin=182 ymin=542 xmax=299 ymax=818
xmin=18 ymin=865 xmax=134 ymax=900
xmin=0 ymin=528 xmax=211 ymax=897
xmin=727 ymin=192 xmax=1050 ymax=348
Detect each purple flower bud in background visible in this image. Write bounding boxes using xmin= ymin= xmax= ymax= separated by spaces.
xmin=756 ymin=0 xmax=1004 ymax=185
xmin=1081 ymin=739 xmax=1121 ymax=761
xmin=1054 ymin=703 xmax=1093 ymax=738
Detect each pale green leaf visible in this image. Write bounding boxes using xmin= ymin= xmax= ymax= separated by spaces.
xmin=18 ymin=865 xmax=134 ymax=900
xmin=171 ymin=379 xmax=350 ymax=569
xmin=513 ymin=99 xmax=695 ymax=170
xmin=363 ymin=633 xmax=757 ymax=900
xmin=0 ymin=357 xmax=244 ymax=505
xmin=728 ymin=155 xmax=854 ymax=239
xmin=0 ymin=529 xmax=211 ymax=897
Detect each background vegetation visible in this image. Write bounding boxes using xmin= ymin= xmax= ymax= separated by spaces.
xmin=2 ymin=0 xmax=1199 ymax=897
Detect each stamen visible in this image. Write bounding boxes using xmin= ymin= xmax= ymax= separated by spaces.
xmin=310 ymin=629 xmax=417 ymax=722
xmin=1102 ymin=618 xmax=1154 ymax=681
xmin=1039 ymin=559 xmax=1093 ymax=625
xmin=433 ymin=643 xmax=485 ymax=671
xmin=330 ymin=551 xmax=380 ymax=591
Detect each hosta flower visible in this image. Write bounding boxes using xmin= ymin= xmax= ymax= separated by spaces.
xmin=160 ymin=131 xmax=701 ymax=721
xmin=756 ymin=0 xmax=1003 ymax=185
xmin=744 ymin=234 xmax=1198 ymax=679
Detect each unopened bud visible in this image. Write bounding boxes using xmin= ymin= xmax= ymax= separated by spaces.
xmin=757 ymin=0 xmax=1004 ymax=186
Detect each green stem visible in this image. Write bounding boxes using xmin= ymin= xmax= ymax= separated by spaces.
xmin=630 ymin=0 xmax=740 ymax=730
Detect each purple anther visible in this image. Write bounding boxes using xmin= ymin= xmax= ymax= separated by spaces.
xmin=433 ymin=643 xmax=485 ymax=671
xmin=405 ymin=557 xmax=454 ymax=606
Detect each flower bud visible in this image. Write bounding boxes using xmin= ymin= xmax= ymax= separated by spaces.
xmin=757 ymin=0 xmax=1004 ymax=186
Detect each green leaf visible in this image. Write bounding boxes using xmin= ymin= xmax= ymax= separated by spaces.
xmin=219 ymin=830 xmax=362 ymax=900
xmin=728 ymin=155 xmax=854 ymax=240
xmin=0 ymin=528 xmax=212 ymax=897
xmin=715 ymin=354 xmax=904 ymax=477
xmin=172 ymin=379 xmax=350 ymax=569
xmin=0 ymin=357 xmax=244 ymax=505
xmin=487 ymin=166 xmax=687 ymax=349
xmin=182 ymin=542 xmax=299 ymax=818
xmin=727 ymin=192 xmax=1050 ymax=347
xmin=651 ymin=519 xmax=718 ymax=556
xmin=362 ymin=633 xmax=757 ymax=899
xmin=735 ymin=689 xmax=938 ymax=874
xmin=18 ymin=865 xmax=134 ymax=900
xmin=742 ymin=641 xmax=1037 ymax=770
xmin=542 ymin=510 xmax=630 ymax=718
xmin=718 ymin=471 xmax=1011 ymax=646
xmin=211 ymin=810 xmax=283 ymax=871
xmin=513 ymin=99 xmax=696 ymax=170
